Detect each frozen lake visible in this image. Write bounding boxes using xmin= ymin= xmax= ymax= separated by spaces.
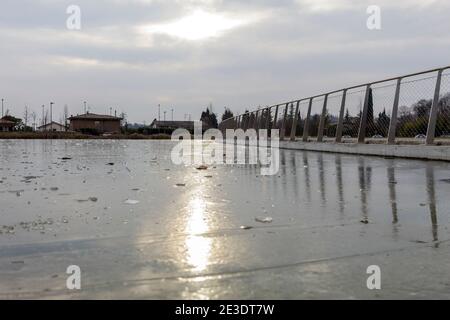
xmin=1 ymin=139 xmax=450 ymax=299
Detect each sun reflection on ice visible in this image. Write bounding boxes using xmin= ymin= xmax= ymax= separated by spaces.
xmin=185 ymin=195 xmax=212 ymax=272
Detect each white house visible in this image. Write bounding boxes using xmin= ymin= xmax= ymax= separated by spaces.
xmin=37 ymin=121 xmax=67 ymax=132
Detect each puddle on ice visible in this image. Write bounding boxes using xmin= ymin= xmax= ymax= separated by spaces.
xmin=124 ymin=199 xmax=140 ymax=205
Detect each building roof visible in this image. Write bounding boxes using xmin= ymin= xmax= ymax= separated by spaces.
xmin=151 ymin=120 xmax=195 ymax=128
xmin=37 ymin=121 xmax=66 ymax=129
xmin=68 ymin=113 xmax=123 ymax=121
xmin=0 ymin=118 xmax=15 ymax=126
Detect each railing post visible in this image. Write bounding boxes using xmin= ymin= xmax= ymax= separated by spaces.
xmin=243 ymin=113 xmax=249 ymax=131
xmin=358 ymin=84 xmax=372 ymax=144
xmin=335 ymin=89 xmax=347 ymax=143
xmin=426 ymin=69 xmax=443 ymax=145
xmin=256 ymin=110 xmax=261 ymax=130
xmin=387 ymin=78 xmax=402 ymax=145
xmin=302 ymin=98 xmax=313 ymax=142
xmin=280 ymin=103 xmax=289 ymax=141
xmin=317 ymin=94 xmax=329 ymax=142
xmin=290 ymin=101 xmax=300 ymax=141
xmin=265 ymin=108 xmax=271 ymax=130
xmin=272 ymin=105 xmax=279 ymax=129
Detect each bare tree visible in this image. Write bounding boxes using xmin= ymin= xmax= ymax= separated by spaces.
xmin=44 ymin=110 xmax=49 ymax=128
xmin=120 ymin=112 xmax=127 ymax=125
xmin=23 ymin=106 xmax=29 ymax=127
xmin=399 ymin=105 xmax=411 ymax=118
xmin=63 ymin=105 xmax=69 ymax=130
xmin=30 ymin=111 xmax=37 ymax=131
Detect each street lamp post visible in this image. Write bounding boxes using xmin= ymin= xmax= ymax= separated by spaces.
xmin=1 ymin=98 xmax=3 ymax=118
xmin=50 ymin=102 xmax=54 ymax=131
xmin=84 ymin=101 xmax=87 ymax=114
xmin=171 ymin=108 xmax=174 ymax=121
xmin=158 ymin=104 xmax=161 ymax=121
xmin=41 ymin=105 xmax=45 ymax=130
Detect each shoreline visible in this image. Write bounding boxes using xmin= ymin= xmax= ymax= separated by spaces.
xmin=0 ymin=132 xmax=171 ymax=140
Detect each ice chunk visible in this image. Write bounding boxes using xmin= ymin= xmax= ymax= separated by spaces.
xmin=255 ymin=217 xmax=273 ymax=223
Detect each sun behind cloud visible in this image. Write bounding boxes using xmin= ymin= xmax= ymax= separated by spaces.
xmin=142 ymin=9 xmax=247 ymax=41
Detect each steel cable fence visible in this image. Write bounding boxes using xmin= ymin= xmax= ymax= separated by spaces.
xmin=436 ymin=71 xmax=450 ymax=142
xmin=218 ymin=66 xmax=450 ymax=145
xmin=341 ymin=87 xmax=366 ymax=140
xmin=395 ymin=73 xmax=437 ymax=140
xmin=305 ymin=97 xmax=325 ymax=141
xmin=292 ymin=100 xmax=310 ymax=140
xmin=364 ymin=80 xmax=397 ymax=143
xmin=322 ymin=92 xmax=344 ymax=141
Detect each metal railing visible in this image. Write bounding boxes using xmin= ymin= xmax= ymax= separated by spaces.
xmin=218 ymin=66 xmax=450 ymax=145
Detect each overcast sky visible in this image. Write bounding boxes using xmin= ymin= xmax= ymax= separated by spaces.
xmin=1 ymin=0 xmax=449 ymax=123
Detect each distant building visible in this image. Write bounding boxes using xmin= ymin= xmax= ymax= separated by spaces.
xmin=150 ymin=120 xmax=196 ymax=132
xmin=0 ymin=118 xmax=15 ymax=132
xmin=68 ymin=113 xmax=123 ymax=133
xmin=37 ymin=121 xmax=67 ymax=132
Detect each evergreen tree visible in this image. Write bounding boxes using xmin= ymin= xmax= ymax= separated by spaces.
xmin=376 ymin=109 xmax=390 ymax=136
xmin=221 ymin=108 xmax=234 ymax=122
xmin=200 ymin=107 xmax=218 ymax=129
xmin=344 ymin=109 xmax=351 ymax=124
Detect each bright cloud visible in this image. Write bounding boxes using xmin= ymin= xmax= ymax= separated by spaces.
xmin=295 ymin=0 xmax=446 ymax=12
xmin=141 ymin=9 xmax=248 ymax=41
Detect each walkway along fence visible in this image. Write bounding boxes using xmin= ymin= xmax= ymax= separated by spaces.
xmin=218 ymin=66 xmax=450 ymax=146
